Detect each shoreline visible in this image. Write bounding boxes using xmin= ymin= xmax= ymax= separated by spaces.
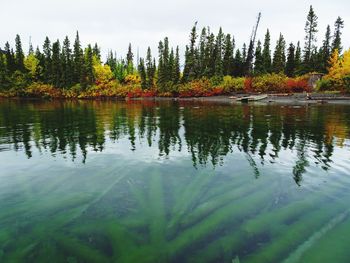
xmin=2 ymin=93 xmax=350 ymax=105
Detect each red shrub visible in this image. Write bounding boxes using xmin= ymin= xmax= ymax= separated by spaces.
xmin=244 ymin=78 xmax=253 ymax=92
xmin=286 ymin=79 xmax=311 ymax=93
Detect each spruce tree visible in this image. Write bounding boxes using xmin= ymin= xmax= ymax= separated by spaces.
xmin=285 ymin=43 xmax=296 ymax=77
xmin=126 ymin=43 xmax=134 ymax=74
xmin=73 ymin=31 xmax=83 ymax=85
xmin=62 ymin=36 xmax=72 ymax=87
xmin=320 ymin=25 xmax=332 ymax=73
xmin=51 ymin=40 xmax=62 ymax=87
xmin=15 ymin=34 xmax=25 ymax=72
xmin=223 ymin=34 xmax=234 ymax=76
xmin=199 ymin=27 xmax=207 ymax=76
xmin=183 ymin=23 xmax=198 ymax=82
xmin=173 ymin=46 xmax=181 ymax=84
xmin=295 ymin=41 xmax=302 ymax=75
xmin=84 ymin=44 xmax=94 ymax=86
xmin=146 ymin=47 xmax=155 ymax=88
xmin=43 ymin=36 xmax=52 ymax=83
xmin=332 ymin=16 xmax=344 ymax=53
xmin=254 ymin=40 xmax=264 ymax=75
xmin=262 ymin=30 xmax=272 ymax=73
xmin=138 ymin=58 xmax=147 ymax=89
xmin=303 ymin=5 xmax=318 ymax=71
xmin=4 ymin=42 xmax=16 ymax=74
xmin=272 ymin=33 xmax=286 ymax=73
xmin=92 ymin=43 xmax=101 ymax=61
xmin=233 ymin=49 xmax=244 ymax=77
xmin=214 ymin=27 xmax=224 ymax=77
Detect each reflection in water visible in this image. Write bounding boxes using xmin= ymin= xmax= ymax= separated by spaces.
xmin=1 ymin=99 xmax=350 ymax=263
xmin=1 ymin=99 xmax=349 ymax=184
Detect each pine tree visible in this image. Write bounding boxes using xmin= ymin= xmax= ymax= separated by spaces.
xmin=303 ymin=5 xmax=318 ymax=71
xmin=254 ymin=40 xmax=264 ymax=75
xmin=0 ymin=52 xmax=9 ymax=88
xmin=206 ymin=31 xmax=216 ymax=77
xmin=285 ymin=43 xmax=296 ymax=77
xmin=15 ymin=34 xmax=25 ymax=72
xmin=332 ymin=17 xmax=344 ymax=54
xmin=245 ymin=40 xmax=255 ymax=75
xmin=168 ymin=48 xmax=175 ymax=82
xmin=272 ymin=33 xmax=286 ymax=73
xmin=223 ymin=34 xmax=234 ymax=76
xmin=262 ymin=29 xmax=272 ymax=73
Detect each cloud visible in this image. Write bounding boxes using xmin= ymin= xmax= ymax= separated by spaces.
xmin=1 ymin=0 xmax=349 ymax=60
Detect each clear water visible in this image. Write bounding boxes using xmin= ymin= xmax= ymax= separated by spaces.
xmin=0 ymin=99 xmax=350 ymax=263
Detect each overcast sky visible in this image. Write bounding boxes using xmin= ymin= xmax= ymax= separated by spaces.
xmin=1 ymin=0 xmax=349 ymax=61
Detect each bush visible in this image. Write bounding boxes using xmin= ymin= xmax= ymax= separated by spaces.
xmin=25 ymin=83 xmax=62 ymax=98
xmin=251 ymin=73 xmax=287 ymax=93
xmin=220 ymin=76 xmax=245 ymax=92
xmin=285 ymin=78 xmax=311 ymax=93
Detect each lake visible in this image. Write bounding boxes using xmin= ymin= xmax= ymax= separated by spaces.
xmin=0 ymin=99 xmax=350 ymax=263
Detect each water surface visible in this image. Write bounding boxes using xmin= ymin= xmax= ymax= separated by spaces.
xmin=0 ymin=99 xmax=350 ymax=263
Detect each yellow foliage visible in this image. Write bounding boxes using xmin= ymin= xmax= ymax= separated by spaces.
xmin=24 ymin=54 xmax=40 ymax=77
xmin=340 ymin=49 xmax=350 ymax=76
xmin=93 ymin=64 xmax=113 ymax=84
xmin=124 ymin=74 xmax=141 ymax=84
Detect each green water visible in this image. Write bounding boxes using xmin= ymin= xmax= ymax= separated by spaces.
xmin=0 ymin=99 xmax=350 ymax=263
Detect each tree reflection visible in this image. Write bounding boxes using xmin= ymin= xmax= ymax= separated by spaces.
xmin=0 ymin=99 xmax=349 ymax=185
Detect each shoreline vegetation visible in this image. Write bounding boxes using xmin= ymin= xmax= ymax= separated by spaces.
xmin=0 ymin=6 xmax=350 ymax=100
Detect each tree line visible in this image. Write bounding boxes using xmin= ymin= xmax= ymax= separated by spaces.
xmin=0 ymin=5 xmax=345 ymax=92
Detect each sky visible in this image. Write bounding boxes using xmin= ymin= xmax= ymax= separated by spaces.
xmin=1 ymin=0 xmax=349 ymax=61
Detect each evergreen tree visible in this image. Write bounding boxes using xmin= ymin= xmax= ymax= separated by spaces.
xmin=126 ymin=43 xmax=134 ymax=74
xmin=233 ymin=49 xmax=244 ymax=77
xmin=92 ymin=43 xmax=101 ymax=61
xmin=183 ymin=22 xmax=198 ymax=82
xmin=295 ymin=41 xmax=302 ymax=75
xmin=254 ymin=40 xmax=264 ymax=75
xmin=206 ymin=31 xmax=216 ymax=77
xmin=214 ymin=27 xmax=224 ymax=77
xmin=84 ymin=44 xmax=94 ymax=86
xmin=199 ymin=27 xmax=207 ymax=76
xmin=332 ymin=16 xmax=344 ymax=53
xmin=0 ymin=52 xmax=9 ymax=88
xmin=4 ymin=42 xmax=16 ymax=74
xmin=173 ymin=46 xmax=181 ymax=84
xmin=138 ymin=58 xmax=147 ymax=89
xmin=272 ymin=33 xmax=286 ymax=73
xmin=320 ymin=25 xmax=332 ymax=73
xmin=168 ymin=48 xmax=175 ymax=82
xmin=43 ymin=36 xmax=52 ymax=83
xmin=15 ymin=34 xmax=25 ymax=72
xmin=285 ymin=43 xmax=296 ymax=77
xmin=73 ymin=31 xmax=83 ymax=85
xmin=51 ymin=40 xmax=62 ymax=87
xmin=245 ymin=40 xmax=255 ymax=75
xmin=146 ymin=47 xmax=155 ymax=87
xmin=61 ymin=36 xmax=73 ymax=87
xmin=223 ymin=34 xmax=234 ymax=76
xmin=303 ymin=5 xmax=318 ymax=71
xmin=262 ymin=29 xmax=272 ymax=73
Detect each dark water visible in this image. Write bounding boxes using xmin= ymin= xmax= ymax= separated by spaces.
xmin=0 ymin=99 xmax=350 ymax=263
